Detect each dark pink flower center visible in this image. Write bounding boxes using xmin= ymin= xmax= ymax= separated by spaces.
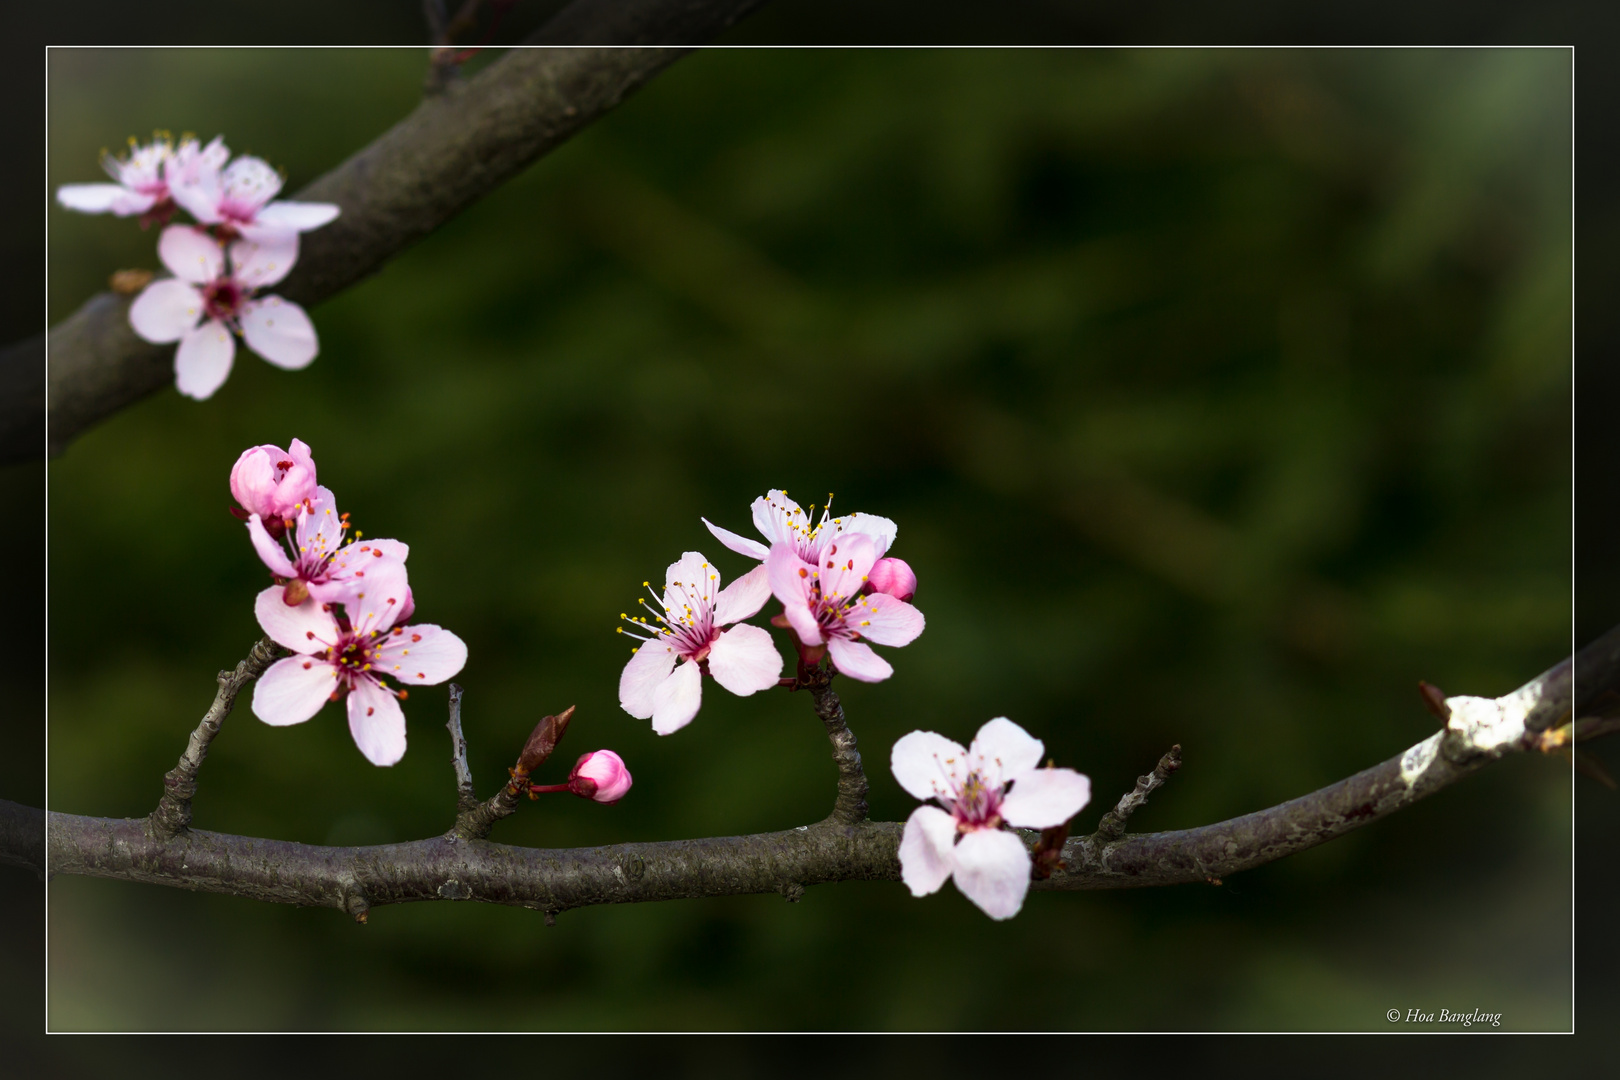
xmin=953 ymin=772 xmax=1003 ymax=831
xmin=202 ymin=277 xmax=245 ymax=321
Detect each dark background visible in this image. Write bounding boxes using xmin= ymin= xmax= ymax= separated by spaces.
xmin=2 ymin=0 xmax=1605 ymax=1061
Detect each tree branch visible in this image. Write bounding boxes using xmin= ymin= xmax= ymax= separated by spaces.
xmin=796 ymin=666 xmax=869 ymax=826
xmin=1087 ymin=744 xmax=1182 ymax=846
xmin=37 ymin=0 xmax=772 ymax=460
xmin=14 ymin=630 xmax=1600 ymax=916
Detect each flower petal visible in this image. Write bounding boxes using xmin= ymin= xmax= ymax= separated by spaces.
xmin=969 ymin=717 xmax=1046 ymax=790
xmin=829 ymin=511 xmax=898 ymax=558
xmin=240 ymin=297 xmax=317 ymax=370
xmin=1001 ymin=767 xmax=1092 ymax=830
xmin=344 ymin=559 xmax=412 ymax=634
xmin=890 ymin=729 xmax=969 ymax=802
xmin=347 ymin=681 xmax=407 ymax=766
xmin=826 ymin=636 xmax=893 ymax=682
xmin=55 ymin=183 xmax=128 ymax=213
xmin=254 ymin=199 xmax=340 ymax=232
xmin=157 ymin=225 xmax=224 ymax=283
xmin=951 ymin=828 xmax=1033 ymax=920
xmin=650 ymin=658 xmax=703 ymax=735
xmin=173 ymin=320 xmax=235 ymax=400
xmin=702 ymin=517 xmax=769 ymax=561
xmin=844 ymin=592 xmax=925 ymax=648
xmin=221 ymin=156 xmax=284 ymax=212
xmin=766 ymin=542 xmax=822 ymax=646
xmin=252 ymin=656 xmax=338 ymax=727
xmin=378 ymin=624 xmax=468 ymax=686
xmin=230 ymin=233 xmax=300 ymax=289
xmin=751 ymin=490 xmax=808 ymax=548
xmin=714 ymin=563 xmax=771 ymax=625
xmin=619 ymin=640 xmax=678 ymax=719
xmin=253 ymin=585 xmax=336 ymax=653
xmin=898 ymin=805 xmax=958 ymax=897
xmin=707 ymin=623 xmax=783 ymax=696
xmin=246 ymin=513 xmax=298 ymax=578
xmin=815 ymin=532 xmax=877 ymax=607
xmin=128 ymin=279 xmax=203 ymax=343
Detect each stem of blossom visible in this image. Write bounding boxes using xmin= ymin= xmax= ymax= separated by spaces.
xmin=1086 ymin=744 xmax=1183 ymax=846
xmin=796 ymin=664 xmax=869 ymax=826
xmin=445 ymin=683 xmax=480 ymax=816
xmin=148 ymin=637 xmax=282 ymax=841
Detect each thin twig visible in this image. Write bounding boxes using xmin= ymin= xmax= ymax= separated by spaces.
xmin=1087 ymin=744 xmax=1183 ymax=845
xmin=445 ymin=683 xmax=479 ymax=815
xmin=147 ymin=637 xmax=282 ymax=841
xmin=796 ymin=665 xmax=868 ymax=826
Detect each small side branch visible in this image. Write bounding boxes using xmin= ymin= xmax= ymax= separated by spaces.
xmin=797 ymin=666 xmax=868 ymax=826
xmin=445 ymin=683 xmax=479 ymax=816
xmin=147 ymin=637 xmax=281 ymax=841
xmin=1088 ymin=744 xmax=1183 ymax=845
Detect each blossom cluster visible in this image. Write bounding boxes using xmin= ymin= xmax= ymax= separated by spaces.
xmin=617 ymin=489 xmax=925 ymax=735
xmin=57 ymin=133 xmax=339 ymax=401
xmin=234 ymin=440 xmax=465 ymax=767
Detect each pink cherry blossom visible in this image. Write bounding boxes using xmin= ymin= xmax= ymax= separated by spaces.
xmin=251 ymin=561 xmax=467 ymax=767
xmin=128 ymin=225 xmax=316 ymax=399
xmin=170 ymin=154 xmax=339 ymax=243
xmin=55 ymin=134 xmax=227 ymax=223
xmin=866 ymin=556 xmax=917 ymax=603
xmin=230 ymin=439 xmax=318 ymax=523
xmin=568 ymin=750 xmax=634 ymax=803
xmin=890 ymin=717 xmax=1091 ymax=920
xmin=618 ymin=551 xmax=782 ymax=735
xmin=247 ymin=484 xmax=409 ymax=608
xmin=765 ymin=533 xmax=924 ymax=683
xmin=703 ymin=489 xmax=903 ymax=604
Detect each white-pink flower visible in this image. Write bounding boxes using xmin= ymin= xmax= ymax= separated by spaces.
xmin=251 ymin=561 xmax=467 ymax=766
xmin=890 ymin=717 xmax=1091 ymax=920
xmin=171 ymin=154 xmax=338 ymax=243
xmin=703 ymin=489 xmax=900 ymax=601
xmin=247 ymin=484 xmax=409 ymax=608
xmin=230 ymin=439 xmax=318 ymax=523
xmin=766 ymin=533 xmax=924 ymax=682
xmin=55 ymin=134 xmax=227 ymax=221
xmin=618 ymin=551 xmax=782 ymax=735
xmin=129 ymin=225 xmax=315 ymax=399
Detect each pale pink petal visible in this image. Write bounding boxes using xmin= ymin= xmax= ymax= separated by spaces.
xmin=707 ymin=624 xmax=783 ymax=696
xmin=826 ymin=636 xmax=893 ymax=682
xmin=343 ymin=560 xmax=411 ymax=634
xmin=221 ymin=156 xmax=284 ymax=213
xmin=239 ymin=297 xmax=317 ymax=370
xmin=890 ymin=730 xmax=969 ymax=802
xmin=230 ymin=448 xmax=276 ymax=516
xmin=751 ymin=490 xmax=808 ymax=547
xmin=650 ymin=658 xmax=703 ymax=735
xmin=766 ymin=543 xmax=822 ymax=646
xmin=253 ymin=200 xmax=340 ymax=232
xmin=157 ymin=225 xmax=225 ymax=283
xmin=169 ymin=172 xmax=221 ymax=223
xmin=663 ymin=550 xmax=714 ymax=596
xmin=619 ymin=640 xmax=678 ymax=719
xmin=815 ymin=532 xmax=877 ymax=607
xmin=253 ymin=585 xmax=337 ymax=653
xmin=714 ymin=563 xmax=771 ymax=625
xmin=347 ymin=681 xmax=407 ymax=766
xmin=829 ymin=512 xmax=898 ymax=558
xmin=969 ymin=717 xmax=1046 ymax=790
xmin=108 ymin=190 xmax=161 ymax=216
xmin=377 ymin=624 xmax=468 ymax=686
xmin=229 ymin=233 xmax=300 ymax=289
xmin=899 ymin=805 xmax=959 ymax=897
xmin=174 ymin=320 xmax=235 ymax=400
xmin=843 ymin=592 xmax=925 ymax=648
xmin=951 ymin=828 xmax=1032 ymax=920
xmin=251 ymin=656 xmax=339 ymax=727
xmin=866 ymin=556 xmax=917 ymax=602
xmin=246 ymin=514 xmax=298 ymax=578
xmin=701 ymin=517 xmax=769 ymax=561
xmin=1001 ymin=768 xmax=1092 ymax=830
xmin=128 ymin=279 xmax=203 ymax=343
xmin=55 ymin=183 xmax=128 ymax=213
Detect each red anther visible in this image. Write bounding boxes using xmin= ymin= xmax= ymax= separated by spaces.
xmin=798 ymin=568 xmax=808 ymax=578
xmin=276 ymin=460 xmax=293 ymax=470
xmin=411 ymin=634 xmax=421 ymax=642
xmin=397 ymin=690 xmax=408 ymax=700
xmin=328 ymin=691 xmax=340 ymax=702
xmin=366 ymin=707 xmax=374 ymax=716
xmin=373 ymin=549 xmax=383 ymax=557
xmin=302 ymin=661 xmax=312 ymax=669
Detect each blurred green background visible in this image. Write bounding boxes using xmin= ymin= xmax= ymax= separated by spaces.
xmin=45 ymin=47 xmax=1571 ymax=1031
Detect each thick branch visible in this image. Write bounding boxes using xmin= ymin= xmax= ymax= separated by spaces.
xmin=19 ymin=632 xmax=1598 ymax=913
xmin=41 ymin=0 xmax=771 ymax=458
xmin=147 ymin=637 xmax=281 ymax=841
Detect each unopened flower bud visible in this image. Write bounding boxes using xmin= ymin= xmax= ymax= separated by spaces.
xmin=865 ymin=557 xmax=917 ymax=603
xmin=568 ymin=750 xmax=632 ymax=804
xmin=230 ymin=439 xmax=318 ymax=520
xmin=516 ymin=705 xmax=577 ymax=775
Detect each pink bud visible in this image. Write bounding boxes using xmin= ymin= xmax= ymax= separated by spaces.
xmin=866 ymin=557 xmax=917 ymax=603
xmin=230 ymin=439 xmax=317 ymax=519
xmin=568 ymin=750 xmax=633 ymax=804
